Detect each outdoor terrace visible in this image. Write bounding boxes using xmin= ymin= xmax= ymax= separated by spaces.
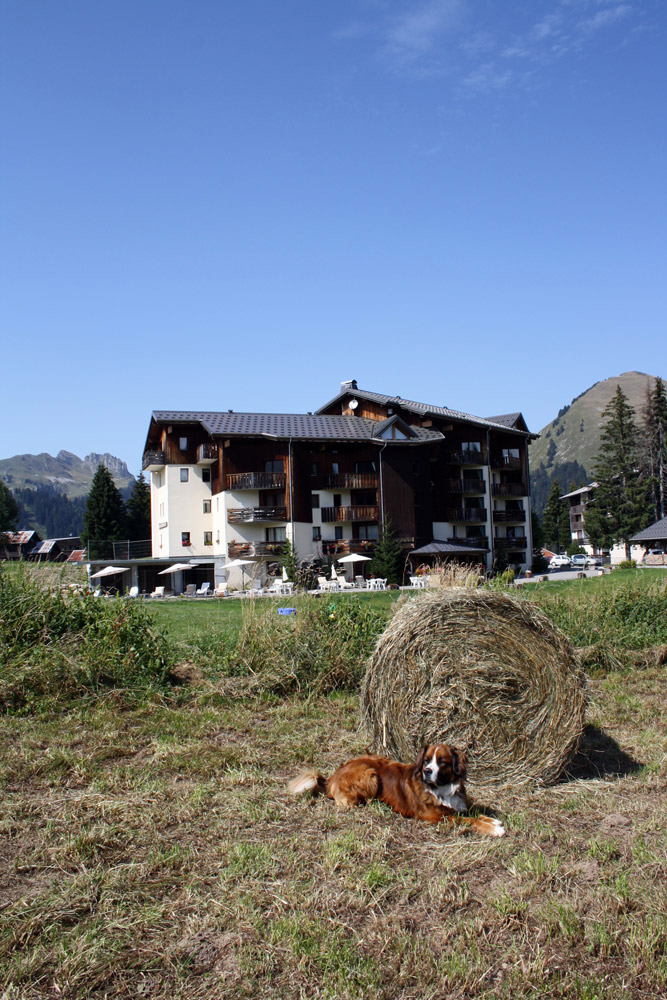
xmin=321 ymin=505 xmax=379 ymax=523
xmin=226 ymin=472 xmax=287 ymax=491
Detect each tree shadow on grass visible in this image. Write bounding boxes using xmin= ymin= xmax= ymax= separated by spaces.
xmin=561 ymin=724 xmax=642 ymax=782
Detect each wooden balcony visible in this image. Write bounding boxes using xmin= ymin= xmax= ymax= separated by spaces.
xmin=321 ymin=539 xmax=376 ymax=556
xmin=494 ymin=536 xmax=527 ymax=549
xmin=447 ymin=449 xmax=485 ymax=465
xmin=447 ymin=537 xmax=489 ymax=549
xmin=492 ymin=509 xmax=526 ymax=523
xmin=320 ymin=473 xmax=378 ymax=490
xmin=448 ymin=479 xmax=487 ymax=494
xmin=196 ymin=442 xmax=218 ymax=466
xmin=490 ymin=454 xmax=522 ymax=471
xmin=142 ymin=450 xmax=166 ymax=472
xmin=446 ymin=508 xmax=487 ymax=522
xmin=321 ymin=505 xmax=379 ymax=523
xmin=227 ymin=506 xmax=287 ymax=524
xmin=570 ymin=503 xmax=586 ymax=515
xmin=492 ymin=483 xmax=527 ymax=497
xmin=226 ymin=472 xmax=287 ymax=491
xmin=228 ymin=540 xmax=287 ymax=558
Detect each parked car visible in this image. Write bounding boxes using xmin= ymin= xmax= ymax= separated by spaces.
xmin=585 ymin=555 xmax=603 ymax=567
xmin=549 ymin=554 xmax=571 ymax=570
xmin=570 ymin=554 xmax=588 ymax=568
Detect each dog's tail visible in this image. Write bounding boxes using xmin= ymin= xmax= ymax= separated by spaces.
xmin=288 ymin=768 xmax=328 ymax=798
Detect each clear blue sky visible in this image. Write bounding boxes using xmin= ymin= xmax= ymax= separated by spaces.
xmin=2 ymin=0 xmax=665 ymax=473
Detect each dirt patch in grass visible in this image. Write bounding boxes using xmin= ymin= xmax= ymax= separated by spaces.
xmin=1 ymin=667 xmax=666 ymax=999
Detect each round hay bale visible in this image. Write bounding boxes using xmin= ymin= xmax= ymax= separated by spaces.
xmin=360 ymin=589 xmax=586 ymax=792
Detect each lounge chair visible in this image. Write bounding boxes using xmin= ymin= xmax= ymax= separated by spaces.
xmin=150 ymin=585 xmax=166 ymax=599
xmin=184 ymin=583 xmax=197 ymax=597
xmin=195 ymin=582 xmax=211 ymax=597
xmin=317 ymin=576 xmax=330 ymax=593
xmin=214 ymin=582 xmax=228 ymax=597
xmin=354 ymin=575 xmax=366 ymax=588
xmin=248 ymin=579 xmax=265 ymax=596
xmin=127 ymin=586 xmax=140 ymax=598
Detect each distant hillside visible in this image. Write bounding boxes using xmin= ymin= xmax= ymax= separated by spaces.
xmin=529 ymin=371 xmax=664 ymax=514
xmin=0 ymin=450 xmax=133 ymax=498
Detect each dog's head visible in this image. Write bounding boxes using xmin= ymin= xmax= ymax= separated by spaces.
xmin=415 ymin=744 xmax=468 ymax=790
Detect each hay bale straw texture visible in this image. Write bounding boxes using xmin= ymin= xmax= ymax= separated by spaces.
xmin=361 ymin=589 xmax=587 ymax=792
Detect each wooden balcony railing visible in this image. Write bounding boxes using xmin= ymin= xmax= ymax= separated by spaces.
xmin=492 ymin=509 xmax=526 ymax=523
xmin=447 ymin=449 xmax=485 ymax=465
xmin=447 ymin=537 xmax=489 ymax=549
xmin=492 ymin=483 xmax=527 ymax=497
xmin=321 ymin=539 xmax=376 ymax=556
xmin=142 ymin=450 xmax=166 ymax=471
xmin=320 ymin=473 xmax=378 ymax=490
xmin=226 ymin=472 xmax=287 ymax=491
xmin=196 ymin=442 xmax=218 ymax=466
xmin=490 ymin=454 xmax=522 ymax=470
xmin=446 ymin=508 xmax=487 ymax=522
xmin=494 ymin=536 xmax=527 ymax=549
xmin=447 ymin=479 xmax=487 ymax=494
xmin=228 ymin=540 xmax=286 ymax=558
xmin=321 ymin=505 xmax=379 ymax=523
xmin=227 ymin=506 xmax=287 ymax=524
xmin=570 ymin=503 xmax=586 ymax=515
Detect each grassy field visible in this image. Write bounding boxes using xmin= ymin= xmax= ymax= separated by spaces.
xmin=1 ymin=568 xmax=666 ymax=998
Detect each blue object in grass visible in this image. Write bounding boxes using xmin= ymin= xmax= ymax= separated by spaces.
xmin=278 ymin=607 xmax=296 ymax=616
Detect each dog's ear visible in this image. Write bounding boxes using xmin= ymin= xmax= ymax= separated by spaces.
xmin=414 ymin=745 xmax=429 ymax=774
xmin=451 ymin=748 xmax=468 ymax=778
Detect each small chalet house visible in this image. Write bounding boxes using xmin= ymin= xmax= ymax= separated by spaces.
xmin=142 ymin=381 xmax=535 ymax=581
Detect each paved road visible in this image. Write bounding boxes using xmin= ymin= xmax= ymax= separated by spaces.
xmin=517 ymin=568 xmax=606 ymax=585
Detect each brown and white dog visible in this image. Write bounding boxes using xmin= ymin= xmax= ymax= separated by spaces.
xmin=288 ymin=744 xmax=504 ymax=837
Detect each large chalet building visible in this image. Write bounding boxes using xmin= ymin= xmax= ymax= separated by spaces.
xmin=142 ymin=381 xmax=535 ymax=582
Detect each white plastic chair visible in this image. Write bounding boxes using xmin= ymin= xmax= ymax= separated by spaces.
xmin=150 ymin=585 xmax=165 ymax=599
xmin=195 ymin=582 xmax=211 ymax=597
xmin=127 ymin=586 xmax=140 ymax=598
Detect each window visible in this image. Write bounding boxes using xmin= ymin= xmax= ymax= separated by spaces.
xmin=262 ymin=492 xmax=283 ymax=507
xmin=332 ymin=462 xmax=339 ymax=474
xmin=180 ymin=468 xmax=189 ymax=483
xmin=356 ymin=524 xmax=379 ymax=540
xmin=202 ymin=467 xmax=211 ymax=484
xmin=181 ymin=532 xmax=191 ymax=546
xmin=203 ymin=500 xmax=211 ymax=514
xmin=203 ymin=531 xmax=212 ymax=546
xmin=179 ymin=436 xmax=188 ymax=450
xmin=311 ymin=493 xmax=320 ymax=508
xmin=311 ymin=462 xmax=318 ymax=476
xmin=265 ymin=460 xmax=284 ymax=473
xmin=334 ymin=526 xmax=343 ymax=540
xmin=312 ymin=526 xmax=321 ymax=541
xmin=462 ymin=441 xmax=482 ymax=454
xmin=266 ymin=527 xmax=286 ymax=542
xmin=354 ymin=461 xmax=377 ymax=474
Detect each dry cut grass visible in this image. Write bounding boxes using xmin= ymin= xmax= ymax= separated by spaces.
xmin=1 ymin=660 xmax=666 ymax=999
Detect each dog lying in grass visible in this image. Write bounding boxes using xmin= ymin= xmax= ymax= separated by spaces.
xmin=288 ymin=743 xmax=504 ymax=837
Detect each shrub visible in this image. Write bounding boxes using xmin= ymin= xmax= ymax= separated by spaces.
xmin=0 ymin=566 xmax=172 ymax=712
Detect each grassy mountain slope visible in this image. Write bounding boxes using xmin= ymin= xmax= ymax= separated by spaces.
xmin=0 ymin=451 xmax=133 ymax=498
xmin=529 ymin=371 xmax=660 ymax=474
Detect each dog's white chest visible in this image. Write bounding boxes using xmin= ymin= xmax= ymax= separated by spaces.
xmin=428 ymin=783 xmax=467 ymax=813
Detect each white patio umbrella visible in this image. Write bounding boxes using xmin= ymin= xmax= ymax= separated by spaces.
xmin=330 ymin=563 xmax=338 ymax=580
xmin=221 ymin=557 xmax=254 ymax=589
xmin=89 ymin=566 xmax=130 ymax=579
xmin=336 ymin=553 xmax=372 ymax=564
xmin=282 ymin=565 xmax=289 ymax=582
xmin=158 ymin=563 xmax=194 ymax=575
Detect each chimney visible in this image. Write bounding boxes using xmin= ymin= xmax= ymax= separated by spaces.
xmin=340 ymin=379 xmax=358 ymax=392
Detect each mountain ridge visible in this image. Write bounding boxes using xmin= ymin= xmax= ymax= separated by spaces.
xmin=0 ymin=450 xmax=134 ymax=498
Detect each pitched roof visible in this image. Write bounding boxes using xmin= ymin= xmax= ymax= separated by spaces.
xmin=410 ymin=540 xmax=489 ymax=554
xmin=630 ymin=516 xmax=667 ymax=543
xmin=316 ymin=388 xmax=532 ymax=435
xmin=150 ymin=410 xmax=443 ymax=443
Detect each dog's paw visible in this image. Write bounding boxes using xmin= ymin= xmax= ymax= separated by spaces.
xmin=488 ymin=818 xmax=505 ymax=837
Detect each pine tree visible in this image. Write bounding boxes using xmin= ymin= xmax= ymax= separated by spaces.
xmin=0 ymin=477 xmax=19 ymax=536
xmin=642 ymin=377 xmax=667 ymax=522
xmin=369 ymin=521 xmax=403 ymax=584
xmin=82 ymin=464 xmax=127 ymax=559
xmin=125 ymin=473 xmax=152 ymax=541
xmin=585 ymin=386 xmax=649 ymax=558
xmin=541 ymin=480 xmax=562 ymax=552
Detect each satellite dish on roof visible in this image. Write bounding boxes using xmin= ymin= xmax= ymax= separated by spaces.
xmin=349 ymin=399 xmax=359 ymax=410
